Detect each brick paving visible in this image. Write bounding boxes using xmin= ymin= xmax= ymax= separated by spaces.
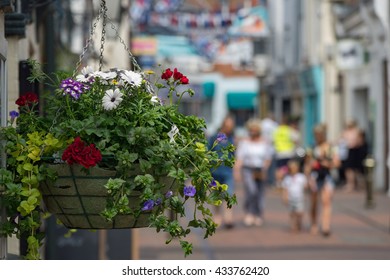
xmin=137 ymin=187 xmax=390 ymax=260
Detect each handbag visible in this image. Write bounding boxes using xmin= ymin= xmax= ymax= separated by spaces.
xmin=252 ymin=168 xmax=264 ymax=180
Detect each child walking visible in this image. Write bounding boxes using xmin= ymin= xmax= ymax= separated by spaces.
xmin=282 ymin=160 xmax=308 ymax=232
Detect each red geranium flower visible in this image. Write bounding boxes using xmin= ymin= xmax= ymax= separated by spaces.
xmin=15 ymin=96 xmax=27 ymax=106
xmin=173 ymin=68 xmax=183 ymax=81
xmin=15 ymin=92 xmax=39 ymax=107
xmin=62 ymin=137 xmax=102 ymax=168
xmin=161 ymin=68 xmax=173 ymax=80
xmin=180 ymin=76 xmax=189 ymax=84
xmin=25 ymin=92 xmax=38 ymax=103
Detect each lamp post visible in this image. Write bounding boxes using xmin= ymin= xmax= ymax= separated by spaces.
xmin=363 ymin=154 xmax=376 ymax=209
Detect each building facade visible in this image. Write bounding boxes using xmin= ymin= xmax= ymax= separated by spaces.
xmin=333 ymin=0 xmax=390 ymax=191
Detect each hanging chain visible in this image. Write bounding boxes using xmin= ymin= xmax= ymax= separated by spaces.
xmin=74 ymin=6 xmax=103 ymax=76
xmin=99 ymin=0 xmax=108 ymax=71
xmin=48 ymin=106 xmax=63 ymax=134
xmin=106 ymin=17 xmax=142 ymax=72
xmin=74 ymin=0 xmax=146 ymax=78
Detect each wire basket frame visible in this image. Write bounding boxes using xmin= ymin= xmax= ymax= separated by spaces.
xmin=41 ymin=163 xmax=176 ymax=229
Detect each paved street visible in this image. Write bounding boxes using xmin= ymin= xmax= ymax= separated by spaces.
xmin=137 ymin=187 xmax=390 ymax=260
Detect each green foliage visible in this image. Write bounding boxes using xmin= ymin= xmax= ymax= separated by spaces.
xmin=0 ymin=127 xmax=65 ymax=259
xmin=0 ymin=61 xmax=237 ymax=259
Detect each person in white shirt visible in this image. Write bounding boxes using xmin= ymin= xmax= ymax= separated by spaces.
xmin=261 ymin=114 xmax=278 ymax=187
xmin=282 ymin=159 xmax=308 ymax=233
xmin=234 ymin=119 xmax=272 ymax=227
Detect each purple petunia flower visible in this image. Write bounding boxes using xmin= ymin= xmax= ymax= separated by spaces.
xmin=60 ymin=78 xmax=89 ymax=100
xmin=155 ymin=198 xmax=162 ymax=206
xmin=216 ymin=133 xmax=228 ymax=143
xmin=141 ymin=199 xmax=155 ymax=211
xmin=209 ymin=180 xmax=217 ymax=187
xmin=165 ymin=190 xmax=173 ymax=198
xmin=183 ymin=185 xmax=196 ymax=197
xmin=9 ymin=110 xmax=19 ymax=119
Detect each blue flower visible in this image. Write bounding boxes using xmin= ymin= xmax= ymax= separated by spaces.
xmin=9 ymin=110 xmax=19 ymax=119
xmin=216 ymin=133 xmax=228 ymax=143
xmin=183 ymin=185 xmax=196 ymax=197
xmin=155 ymin=198 xmax=162 ymax=206
xmin=141 ymin=199 xmax=155 ymax=211
xmin=209 ymin=180 xmax=217 ymax=187
xmin=165 ymin=190 xmax=173 ymax=198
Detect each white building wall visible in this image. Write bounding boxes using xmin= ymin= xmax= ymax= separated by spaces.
xmin=320 ymin=0 xmax=342 ymax=142
xmin=363 ymin=2 xmax=388 ymax=190
xmin=375 ymin=0 xmax=390 ymax=194
xmin=283 ymin=0 xmax=300 ymax=70
xmin=302 ymin=0 xmax=322 ymax=67
xmin=268 ymin=0 xmax=285 ymax=76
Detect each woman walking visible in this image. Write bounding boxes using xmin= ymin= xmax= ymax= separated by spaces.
xmin=234 ymin=119 xmax=272 ymax=227
xmin=209 ymin=115 xmax=236 ymax=229
xmin=306 ymin=124 xmax=340 ymax=236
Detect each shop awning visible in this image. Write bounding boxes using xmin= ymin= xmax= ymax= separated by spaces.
xmin=203 ymin=81 xmax=215 ymax=98
xmin=227 ymin=92 xmax=257 ymax=109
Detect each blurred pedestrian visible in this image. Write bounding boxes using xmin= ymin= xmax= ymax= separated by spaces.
xmin=208 ymin=115 xmax=236 ymax=229
xmin=234 ymin=119 xmax=272 ymax=227
xmin=273 ymin=115 xmax=300 ymax=189
xmin=357 ymin=130 xmax=369 ymax=189
xmin=261 ymin=113 xmax=278 ymax=187
xmin=306 ymin=124 xmax=340 ymax=237
xmin=282 ymin=159 xmax=308 ymax=233
xmin=341 ymin=120 xmax=362 ymax=192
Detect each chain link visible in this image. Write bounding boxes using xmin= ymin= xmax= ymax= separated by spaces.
xmin=99 ymin=0 xmax=108 ymax=71
xmin=48 ymin=106 xmax=63 ymax=133
xmin=106 ymin=17 xmax=142 ymax=72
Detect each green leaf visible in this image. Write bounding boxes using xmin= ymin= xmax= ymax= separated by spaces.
xmin=188 ymin=219 xmax=200 ymax=228
xmin=23 ymin=163 xmax=34 ymax=171
xmin=17 ymin=201 xmax=36 ymax=216
xmin=139 ymin=159 xmax=152 ymax=172
xmin=16 ymin=155 xmax=27 ymax=161
xmin=180 ymin=241 xmax=193 ymax=257
xmin=27 ymin=196 xmax=38 ymax=206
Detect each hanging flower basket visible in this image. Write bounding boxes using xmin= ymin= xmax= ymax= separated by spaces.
xmin=40 ymin=163 xmax=176 ymax=229
xmin=0 ymin=0 xmax=236 ymax=259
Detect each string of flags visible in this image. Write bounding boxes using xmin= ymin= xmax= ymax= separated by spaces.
xmin=130 ymin=0 xmax=236 ymax=30
xmin=148 ymin=12 xmax=234 ymax=29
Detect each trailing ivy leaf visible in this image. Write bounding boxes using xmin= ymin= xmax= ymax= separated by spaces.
xmin=17 ymin=201 xmax=36 ymax=216
xmin=22 ymin=163 xmax=34 ymax=171
xmin=188 ymin=219 xmax=200 ymax=228
xmin=180 ymin=241 xmax=193 ymax=257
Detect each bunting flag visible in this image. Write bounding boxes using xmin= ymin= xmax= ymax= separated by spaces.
xmin=133 ymin=11 xmax=236 ymax=30
xmin=154 ymin=0 xmax=183 ymax=13
xmin=130 ymin=0 xmax=152 ymax=25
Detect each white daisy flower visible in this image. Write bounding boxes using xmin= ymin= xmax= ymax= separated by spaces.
xmin=150 ymin=96 xmax=160 ymax=104
xmin=102 ymin=88 xmax=123 ymax=111
xmin=95 ymin=71 xmax=117 ymax=80
xmin=120 ymin=70 xmax=142 ymax=87
xmin=76 ymin=66 xmax=95 ymax=82
xmin=76 ymin=74 xmax=89 ymax=83
xmin=81 ymin=66 xmax=94 ymax=76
